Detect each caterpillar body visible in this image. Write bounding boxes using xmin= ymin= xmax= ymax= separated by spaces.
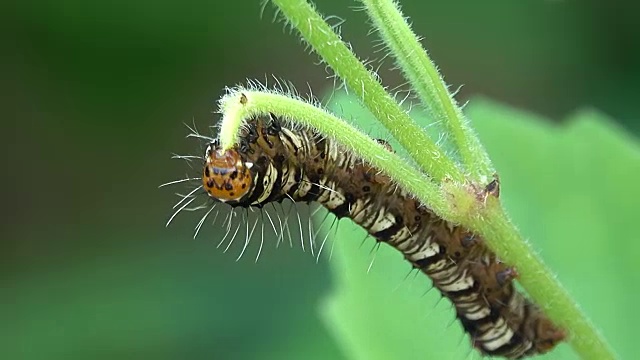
xmin=200 ymin=114 xmax=565 ymax=358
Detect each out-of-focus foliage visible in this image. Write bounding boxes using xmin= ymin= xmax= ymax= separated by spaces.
xmin=322 ymin=93 xmax=640 ymax=359
xmin=3 ymin=0 xmax=639 ymax=359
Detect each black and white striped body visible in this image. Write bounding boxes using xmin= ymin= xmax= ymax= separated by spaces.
xmin=206 ymin=116 xmax=564 ymax=359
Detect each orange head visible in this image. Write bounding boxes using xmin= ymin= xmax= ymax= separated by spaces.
xmin=202 ymin=144 xmax=253 ymax=202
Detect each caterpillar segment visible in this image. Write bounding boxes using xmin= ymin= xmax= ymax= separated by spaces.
xmin=202 ymin=115 xmax=565 ymax=358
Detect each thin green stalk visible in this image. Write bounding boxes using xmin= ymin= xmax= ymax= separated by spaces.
xmin=270 ymin=0 xmax=465 ymax=183
xmin=469 ymin=200 xmax=617 ymax=360
xmin=359 ymin=0 xmax=494 ymax=181
xmin=219 ymin=87 xmax=617 ymax=360
xmin=246 ymin=1 xmax=617 ymax=358
xmin=218 ymin=86 xmax=617 ymax=360
xmin=357 ymin=0 xmax=615 ymax=357
xmin=217 ymin=88 xmax=450 ymax=218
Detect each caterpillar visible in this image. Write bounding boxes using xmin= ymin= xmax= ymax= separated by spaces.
xmin=194 ymin=113 xmax=565 ymax=358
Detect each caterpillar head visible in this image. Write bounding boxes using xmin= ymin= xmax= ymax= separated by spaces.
xmin=202 ymin=142 xmax=253 ymax=202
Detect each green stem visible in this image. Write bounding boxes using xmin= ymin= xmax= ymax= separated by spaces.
xmin=249 ymin=1 xmax=617 ymax=358
xmin=469 ymin=199 xmax=617 ymax=360
xmin=357 ymin=1 xmax=615 ymax=357
xmin=359 ymin=0 xmax=494 ymax=181
xmin=218 ymin=87 xmax=617 ymax=360
xmin=217 ymin=89 xmax=450 ymax=217
xmin=270 ymin=0 xmax=464 ymax=183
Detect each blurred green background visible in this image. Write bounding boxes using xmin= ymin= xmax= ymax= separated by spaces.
xmin=3 ymin=1 xmax=639 ymax=359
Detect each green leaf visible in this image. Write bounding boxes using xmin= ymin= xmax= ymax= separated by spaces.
xmin=321 ymin=93 xmax=638 ymax=359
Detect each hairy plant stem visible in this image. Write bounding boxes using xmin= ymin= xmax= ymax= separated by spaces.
xmin=270 ymin=0 xmax=464 ymax=183
xmin=218 ymin=89 xmax=450 ymax=219
xmin=215 ymin=0 xmax=617 ymax=358
xmin=218 ymin=84 xmax=615 ymax=360
xmin=358 ymin=0 xmax=494 ymax=182
xmin=471 ymin=197 xmax=616 ymax=360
